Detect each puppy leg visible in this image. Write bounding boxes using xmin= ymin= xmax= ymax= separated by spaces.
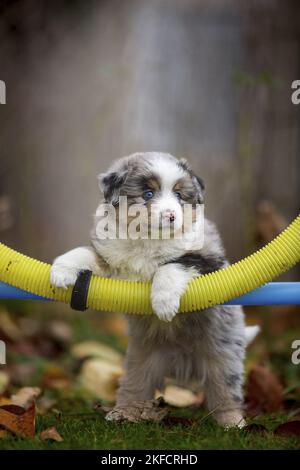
xmin=203 ymin=345 xmax=245 ymax=428
xmin=50 ymin=246 xmax=109 ymax=289
xmin=200 ymin=307 xmax=246 ymax=428
xmin=106 ymin=340 xmax=166 ymax=422
xmin=151 ymin=263 xmax=197 ymax=322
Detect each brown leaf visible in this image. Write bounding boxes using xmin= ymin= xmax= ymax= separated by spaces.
xmin=0 ymin=311 xmax=23 ymax=341
xmin=283 ymin=397 xmax=300 ymax=412
xmin=274 ymin=421 xmax=300 ymax=437
xmin=0 ymin=403 xmax=35 ymax=438
xmin=246 ymin=365 xmax=284 ymax=414
xmin=11 ymin=387 xmax=41 ymax=410
xmin=0 ymin=371 xmax=9 ymax=395
xmin=0 ymin=404 xmax=26 ymax=415
xmin=0 ymin=397 xmax=11 ymax=407
xmin=42 ymin=366 xmax=70 ymax=390
xmin=40 ymin=426 xmax=63 ymax=442
xmin=0 ymin=427 xmax=9 ymax=438
xmin=244 ymin=424 xmax=268 ymax=434
xmin=163 ymin=416 xmax=195 ymax=427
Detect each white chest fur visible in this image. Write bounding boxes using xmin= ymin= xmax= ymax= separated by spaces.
xmin=93 ymin=238 xmax=188 ymax=281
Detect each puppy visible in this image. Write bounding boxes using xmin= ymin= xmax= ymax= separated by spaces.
xmin=51 ymin=152 xmax=259 ymax=428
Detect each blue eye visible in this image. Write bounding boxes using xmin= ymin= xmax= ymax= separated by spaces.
xmin=175 ymin=192 xmax=181 ymax=200
xmin=143 ymin=190 xmax=154 ymax=201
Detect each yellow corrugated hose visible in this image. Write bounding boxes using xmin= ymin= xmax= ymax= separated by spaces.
xmin=0 ymin=214 xmax=299 ymax=314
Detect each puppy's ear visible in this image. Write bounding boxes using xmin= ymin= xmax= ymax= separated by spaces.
xmin=178 ymin=158 xmax=205 ymax=204
xmin=97 ymin=170 xmax=127 ymax=205
xmin=192 ymin=173 xmax=205 ymax=204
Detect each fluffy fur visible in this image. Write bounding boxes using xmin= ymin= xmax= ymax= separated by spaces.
xmin=50 ymin=152 xmax=259 ymax=428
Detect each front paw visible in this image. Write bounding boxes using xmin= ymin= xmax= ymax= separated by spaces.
xmin=105 ymin=408 xmax=127 ymax=422
xmin=151 ymin=290 xmax=180 ymax=322
xmin=105 ymin=399 xmax=168 ymax=423
xmin=50 ymin=264 xmax=79 ymax=289
xmin=215 ymin=410 xmax=245 ymax=429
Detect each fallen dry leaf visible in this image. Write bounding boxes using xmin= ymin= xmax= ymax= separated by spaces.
xmin=40 ymin=426 xmax=63 ymax=442
xmin=0 ymin=397 xmax=11 ymax=407
xmin=0 ymin=403 xmax=35 ymax=438
xmin=274 ymin=421 xmax=300 ymax=437
xmin=71 ymin=341 xmax=123 ymax=365
xmin=244 ymin=424 xmax=268 ymax=434
xmin=283 ymin=397 xmax=300 ymax=412
xmin=156 ymin=385 xmax=204 ymax=408
xmin=47 ymin=321 xmax=73 ymax=346
xmin=0 ymin=371 xmax=9 ymax=395
xmin=0 ymin=427 xmax=9 ymax=438
xmin=163 ymin=416 xmax=195 ymax=427
xmin=11 ymin=387 xmax=41 ymax=410
xmin=246 ymin=365 xmax=284 ymax=414
xmin=0 ymin=311 xmax=23 ymax=341
xmin=79 ymin=358 xmax=123 ymax=401
xmin=42 ymin=365 xmax=70 ymax=390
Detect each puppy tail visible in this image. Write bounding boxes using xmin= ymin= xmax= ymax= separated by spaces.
xmin=245 ymin=325 xmax=261 ymax=346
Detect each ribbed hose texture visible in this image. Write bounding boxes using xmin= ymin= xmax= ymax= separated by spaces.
xmin=0 ymin=214 xmax=299 ymax=314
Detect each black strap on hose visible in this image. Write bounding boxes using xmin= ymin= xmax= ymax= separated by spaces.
xmin=70 ymin=269 xmax=93 ymax=311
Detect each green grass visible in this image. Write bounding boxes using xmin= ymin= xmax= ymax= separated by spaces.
xmin=1 ymin=303 xmax=300 ymax=450
xmin=0 ymin=402 xmax=299 ymax=450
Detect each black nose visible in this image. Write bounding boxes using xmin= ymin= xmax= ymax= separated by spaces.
xmin=169 ymin=214 xmax=175 ymax=222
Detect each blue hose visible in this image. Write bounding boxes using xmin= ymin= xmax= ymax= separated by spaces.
xmin=0 ymin=282 xmax=51 ymax=300
xmin=224 ymin=282 xmax=300 ymax=306
xmin=0 ymin=281 xmax=299 ymax=306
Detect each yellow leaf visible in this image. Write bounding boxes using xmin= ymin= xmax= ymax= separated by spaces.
xmin=11 ymin=387 xmax=41 ymax=410
xmin=79 ymin=358 xmax=123 ymax=401
xmin=156 ymin=385 xmax=204 ymax=408
xmin=71 ymin=341 xmax=123 ymax=365
xmin=40 ymin=426 xmax=63 ymax=442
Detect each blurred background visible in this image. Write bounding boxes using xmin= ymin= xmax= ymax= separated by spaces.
xmin=0 ymin=0 xmax=299 ymax=446
xmin=1 ymin=0 xmax=299 ymax=260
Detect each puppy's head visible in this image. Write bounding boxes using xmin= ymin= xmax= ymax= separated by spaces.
xmin=98 ymin=152 xmax=205 ymax=237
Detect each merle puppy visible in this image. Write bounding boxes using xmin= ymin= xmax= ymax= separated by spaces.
xmin=51 ymin=152 xmax=258 ymax=427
